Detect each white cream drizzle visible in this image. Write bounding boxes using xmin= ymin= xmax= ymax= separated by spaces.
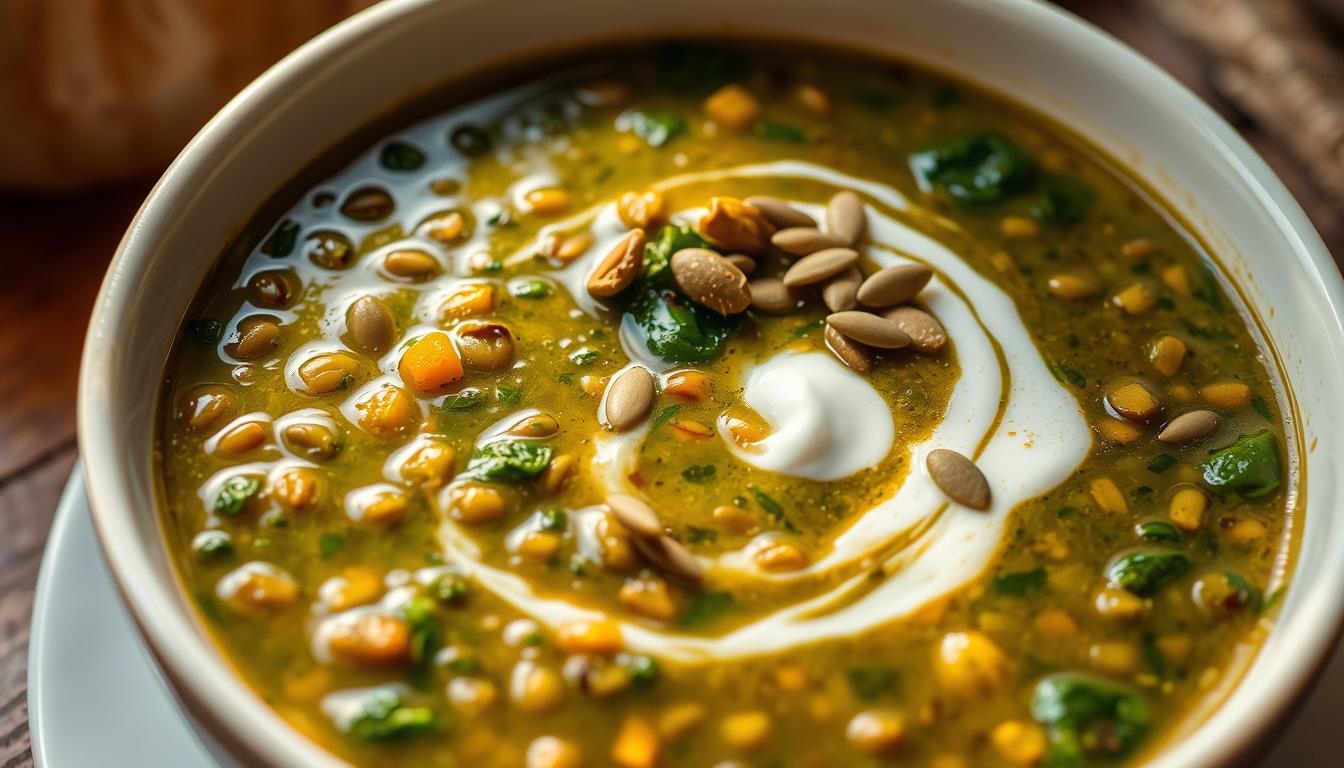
xmin=431 ymin=161 xmax=1093 ymax=663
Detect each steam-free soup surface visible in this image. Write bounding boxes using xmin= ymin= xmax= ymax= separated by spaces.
xmin=158 ymin=43 xmax=1292 ymax=767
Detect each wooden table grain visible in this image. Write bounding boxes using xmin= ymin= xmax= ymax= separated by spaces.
xmin=0 ymin=4 xmax=1340 ymax=766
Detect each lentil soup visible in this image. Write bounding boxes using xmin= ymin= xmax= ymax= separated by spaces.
xmin=157 ymin=42 xmax=1295 ymax=767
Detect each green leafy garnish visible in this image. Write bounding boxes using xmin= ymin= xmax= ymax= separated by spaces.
xmin=1032 ymin=674 xmax=1148 ymax=766
xmin=750 ymin=488 xmax=797 ymax=532
xmin=909 ymin=134 xmax=1034 ymax=204
xmin=345 ymin=689 xmax=437 ymax=742
xmin=540 ymin=507 xmax=568 ymax=532
xmin=444 ymin=387 xmax=485 ymax=411
xmin=1201 ymin=430 xmax=1281 ymax=498
xmin=1191 ymin=263 xmax=1225 ymax=312
xmin=1106 ymin=550 xmax=1190 ymax=597
xmin=1135 ymin=520 xmax=1181 ymax=543
xmin=682 ymin=464 xmax=717 ymax=484
xmin=630 ymin=111 xmax=687 ymax=148
xmin=1054 ymin=362 xmax=1086 ymax=388
xmin=1146 ymin=454 xmax=1177 ymax=474
xmin=193 ymin=530 xmax=233 ymax=557
xmin=496 ymin=386 xmax=522 ymax=405
xmin=991 ymin=568 xmax=1047 ymax=597
xmin=432 ymin=572 xmax=471 ymax=605
xmin=651 ymin=404 xmax=681 ymax=430
xmin=629 ymin=287 xmax=738 ymax=363
xmin=644 ymin=224 xmax=715 ymax=282
xmin=379 ymin=141 xmax=426 ymax=171
xmin=263 ymin=219 xmax=300 ymax=257
xmin=679 ymin=591 xmax=735 ymax=629
xmin=570 ymin=349 xmax=600 ymax=366
xmin=450 ymin=124 xmax=491 ymax=157
xmin=214 ymin=475 xmax=262 ymax=517
xmin=462 ymin=440 xmax=554 ymax=483
xmin=846 ymin=666 xmax=899 ymax=701
xmin=628 ymin=655 xmax=662 ymax=688
xmin=402 ymin=597 xmax=439 ymax=670
xmin=686 ymin=526 xmax=718 ymax=544
xmin=754 ymin=120 xmax=806 ymax=143
xmin=1251 ymin=395 xmax=1274 ymax=422
xmin=510 ymin=278 xmax=551 ymax=299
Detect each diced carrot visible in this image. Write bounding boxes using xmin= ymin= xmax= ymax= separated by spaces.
xmin=612 ymin=715 xmax=659 ymax=768
xmin=441 ymin=284 xmax=495 ymax=320
xmin=400 ymin=332 xmax=464 ymax=391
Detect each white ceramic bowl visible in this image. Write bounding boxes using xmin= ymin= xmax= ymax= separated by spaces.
xmin=77 ymin=0 xmax=1343 ymax=765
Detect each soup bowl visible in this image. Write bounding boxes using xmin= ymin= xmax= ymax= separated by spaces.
xmin=77 ymin=0 xmax=1343 ymax=765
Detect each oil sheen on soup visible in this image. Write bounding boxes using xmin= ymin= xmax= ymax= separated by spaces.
xmin=157 ymin=42 xmax=1294 ymax=768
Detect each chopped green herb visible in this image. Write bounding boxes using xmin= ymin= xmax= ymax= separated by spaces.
xmin=496 ymin=386 xmax=522 ymax=404
xmin=432 ymin=572 xmax=471 ymax=605
xmin=540 ymin=507 xmax=568 ymax=532
xmin=1056 ymin=506 xmax=1080 ymax=519
xmin=345 ymin=689 xmax=437 ymax=741
xmin=1140 ymin=631 xmax=1166 ymax=680
xmin=682 ymin=464 xmax=717 ymax=484
xmin=486 ymin=209 xmax=514 ymax=228
xmin=193 ymin=530 xmax=233 ymax=557
xmin=651 ymin=404 xmax=681 ymax=430
xmin=570 ymin=348 xmax=600 ymax=365
xmin=1031 ymin=674 xmax=1148 ymax=764
xmin=991 ymin=568 xmax=1047 ymax=597
xmin=214 ymin=475 xmax=262 ymax=517
xmin=264 ymin=219 xmax=300 ymax=257
xmin=1032 ymin=175 xmax=1094 ymax=225
xmin=402 ymin=596 xmax=439 ymax=669
xmin=1056 ymin=362 xmax=1086 ymax=388
xmin=510 ymin=278 xmax=551 ymax=299
xmin=1107 ymin=550 xmax=1190 ymax=597
xmin=462 ymin=440 xmax=553 ymax=483
xmin=685 ymin=526 xmax=718 ymax=544
xmin=1251 ymin=395 xmax=1274 ymax=421
xmin=444 ymin=387 xmax=486 ymax=411
xmin=1135 ymin=520 xmax=1180 ymax=543
xmin=1146 ymin=454 xmax=1177 ymax=474
xmin=750 ymin=488 xmax=797 ymax=532
xmin=450 ymin=124 xmax=491 ymax=157
xmin=1192 ymin=264 xmax=1225 ymax=312
xmin=628 ymin=655 xmax=662 ymax=688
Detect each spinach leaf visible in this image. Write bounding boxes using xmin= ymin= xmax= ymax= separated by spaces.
xmin=345 ymin=689 xmax=437 ymax=741
xmin=991 ymin=568 xmax=1047 ymax=597
xmin=1146 ymin=454 xmax=1176 ymax=474
xmin=1134 ymin=520 xmax=1180 ymax=543
xmin=651 ymin=404 xmax=681 ymax=430
xmin=510 ymin=278 xmax=550 ymax=299
xmin=630 ymin=111 xmax=687 ymax=148
xmin=192 ymin=530 xmax=233 ymax=557
xmin=402 ymin=597 xmax=439 ymax=670
xmin=1032 ymin=175 xmax=1094 ymax=225
xmin=444 ymin=387 xmax=485 ymax=411
xmin=1031 ymin=673 xmax=1148 ymax=766
xmin=188 ymin=319 xmax=223 ymax=345
xmin=909 ymin=134 xmax=1034 ymax=204
xmin=462 ymin=440 xmax=553 ymax=483
xmin=450 ymin=124 xmax=491 ymax=157
xmin=682 ymin=464 xmax=717 ymax=484
xmin=644 ymin=224 xmax=715 ymax=282
xmin=1202 ymin=430 xmax=1281 ymax=498
xmin=679 ymin=591 xmax=735 ymax=629
xmin=318 ymin=532 xmax=345 ymax=557
xmin=628 ymin=655 xmax=662 ymax=688
xmin=432 ymin=572 xmax=471 ymax=605
xmin=214 ymin=475 xmax=262 ymax=517
xmin=846 ymin=666 xmax=899 ymax=701
xmin=263 ymin=219 xmax=300 ymax=257
xmin=629 ymin=287 xmax=738 ymax=363
xmin=1106 ymin=549 xmax=1190 ymax=597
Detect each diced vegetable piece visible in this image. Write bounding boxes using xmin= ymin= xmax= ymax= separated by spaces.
xmin=462 ymin=439 xmax=554 ymax=483
xmin=1201 ymin=430 xmax=1281 ymax=498
xmin=1105 ymin=550 xmax=1190 ymax=597
xmin=215 ymin=475 xmax=262 ymax=516
xmin=909 ymin=134 xmax=1034 ymax=204
xmin=400 ymin=332 xmax=464 ymax=392
xmin=1031 ymin=673 xmax=1148 ymax=766
xmin=345 ymin=689 xmax=437 ymax=741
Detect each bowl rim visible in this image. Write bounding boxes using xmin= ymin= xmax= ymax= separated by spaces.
xmin=76 ymin=0 xmax=1344 ymax=766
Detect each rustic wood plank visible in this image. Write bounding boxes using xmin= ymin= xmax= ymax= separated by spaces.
xmin=0 ymin=447 xmax=75 ymax=768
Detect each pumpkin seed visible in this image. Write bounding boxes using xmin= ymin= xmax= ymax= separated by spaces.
xmin=297 ymin=353 xmax=361 ymax=395
xmin=602 ymin=366 xmax=655 ymax=431
xmin=1158 ymin=410 xmax=1220 ymax=445
xmin=826 ymin=311 xmax=911 ymax=349
xmin=671 ymin=248 xmax=751 ymax=316
xmin=745 ymin=195 xmax=816 ymax=229
xmin=227 ymin=316 xmax=281 ymax=361
xmin=455 ymin=321 xmax=516 ymax=371
xmin=724 ymin=253 xmax=756 ymax=275
xmin=507 ymin=413 xmax=560 ymax=438
xmin=634 ymin=534 xmax=703 ymax=587
xmin=588 ymin=228 xmax=646 ymax=298
xmin=771 ymin=227 xmax=848 ymax=257
xmin=822 ymin=267 xmax=861 ymax=312
xmin=340 ymin=186 xmax=395 ymax=221
xmin=346 ymin=296 xmax=396 ymax=356
xmin=824 ymin=323 xmax=873 ymax=373
xmin=926 ymin=448 xmax=992 ymax=510
xmin=607 ymin=495 xmax=664 ymax=539
xmin=782 ymin=247 xmax=860 ymax=287
xmin=826 ymin=190 xmax=866 ymax=245
xmin=748 ymin=278 xmax=801 ymax=315
xmin=857 ymin=264 xmax=933 ymax=307
xmin=883 ymin=306 xmax=947 ymax=352
xmin=247 ymin=270 xmax=298 ymax=309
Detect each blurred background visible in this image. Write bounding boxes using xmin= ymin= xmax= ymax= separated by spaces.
xmin=1 ymin=0 xmax=1342 ymax=765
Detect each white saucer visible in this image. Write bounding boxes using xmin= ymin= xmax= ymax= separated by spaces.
xmin=26 ymin=467 xmax=1342 ymax=766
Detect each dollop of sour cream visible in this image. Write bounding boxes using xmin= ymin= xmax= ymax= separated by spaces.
xmin=724 ymin=352 xmax=893 ymax=481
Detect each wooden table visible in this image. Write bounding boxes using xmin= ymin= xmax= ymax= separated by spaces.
xmin=1 ymin=3 xmax=1340 ymax=764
